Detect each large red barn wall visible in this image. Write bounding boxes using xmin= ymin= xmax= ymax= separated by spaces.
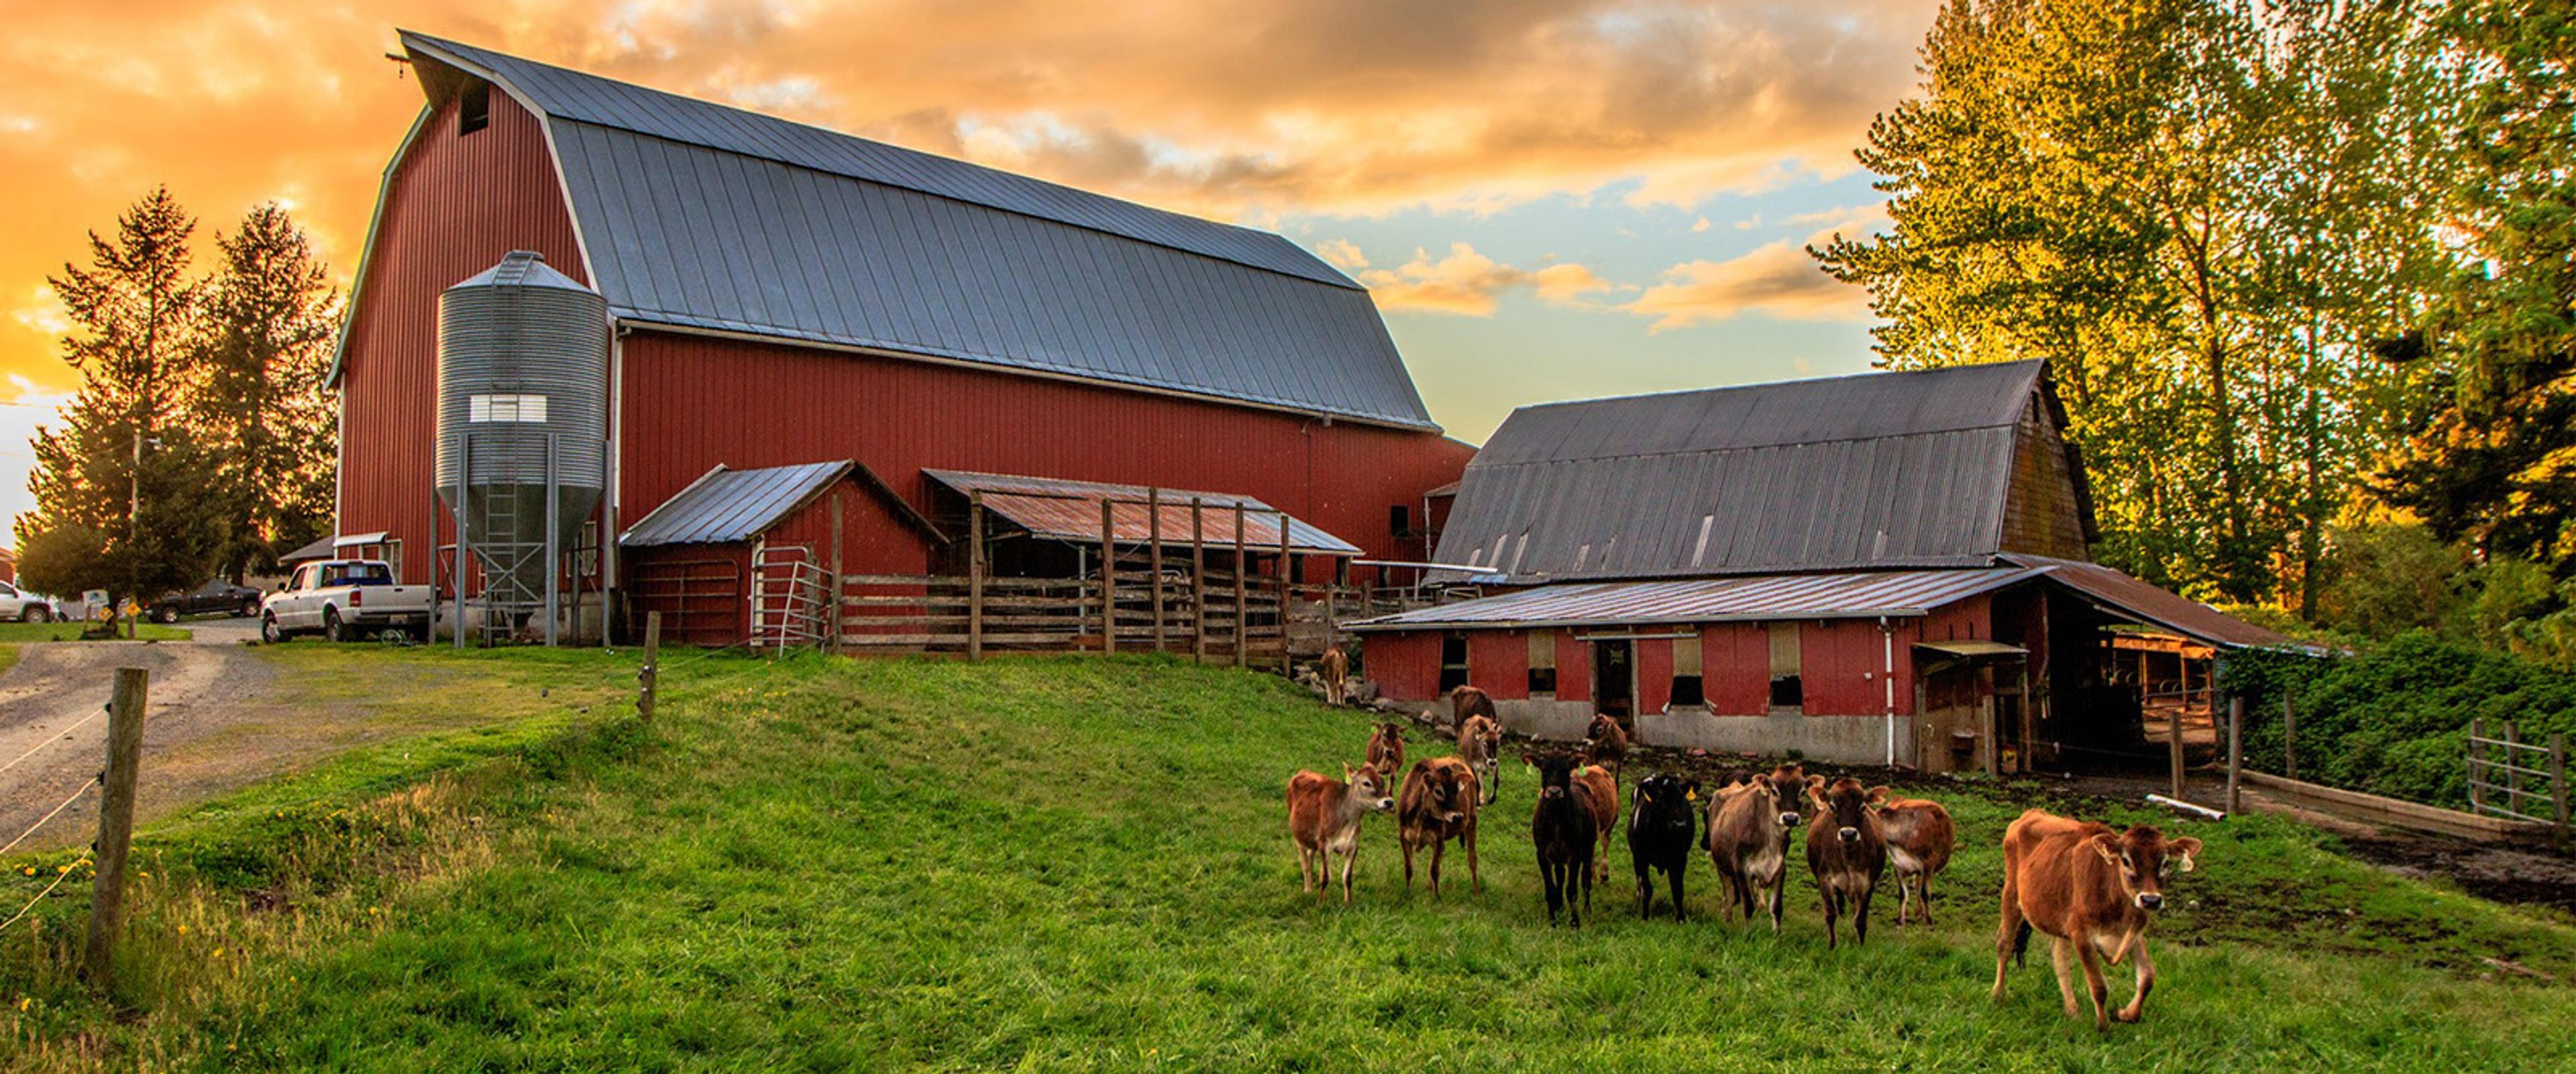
xmin=338 ymin=92 xmax=590 ymax=584
xmin=615 ymin=331 xmax=1476 ymax=578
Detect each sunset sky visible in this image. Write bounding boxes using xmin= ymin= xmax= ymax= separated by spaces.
xmin=0 ymin=0 xmax=1937 ymax=544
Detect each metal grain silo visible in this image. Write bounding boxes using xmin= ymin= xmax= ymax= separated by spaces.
xmin=435 ymin=251 xmax=607 ymax=643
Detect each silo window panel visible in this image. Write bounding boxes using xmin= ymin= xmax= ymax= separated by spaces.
xmin=468 ymin=394 xmax=549 ymax=423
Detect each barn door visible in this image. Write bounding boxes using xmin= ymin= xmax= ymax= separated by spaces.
xmin=1592 ymin=639 xmax=1634 ymax=728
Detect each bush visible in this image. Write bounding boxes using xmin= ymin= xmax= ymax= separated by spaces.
xmin=2223 ymin=631 xmax=2576 ymax=808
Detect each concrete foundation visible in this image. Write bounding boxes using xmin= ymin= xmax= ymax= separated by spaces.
xmin=1397 ymin=696 xmax=1914 ymax=766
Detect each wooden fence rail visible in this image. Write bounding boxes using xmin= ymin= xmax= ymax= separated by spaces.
xmin=2467 ymin=718 xmax=2569 ymax=840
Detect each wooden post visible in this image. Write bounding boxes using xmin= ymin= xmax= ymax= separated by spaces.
xmin=826 ymin=491 xmax=845 ymax=654
xmin=2226 ymin=695 xmax=2244 ymax=814
xmin=2551 ymin=733 xmax=2567 ymax=839
xmin=2283 ymin=694 xmax=2298 ymax=782
xmin=2470 ymin=717 xmax=2485 ymax=814
xmin=2507 ymin=721 xmax=2524 ymax=816
xmin=1148 ymin=488 xmax=1166 ymax=653
xmin=1190 ymin=498 xmax=1206 ymax=665
xmin=639 ymin=611 xmax=661 ymax=723
xmin=1232 ymin=502 xmax=1248 ymax=670
xmin=1981 ymin=695 xmax=1999 ymax=777
xmin=1099 ymin=498 xmax=1117 ymax=655
xmin=968 ymin=492 xmax=986 ymax=663
xmin=1277 ymin=515 xmax=1293 ymax=675
xmin=2167 ymin=686 xmax=2186 ymax=800
xmin=83 ymin=667 xmax=148 ymax=989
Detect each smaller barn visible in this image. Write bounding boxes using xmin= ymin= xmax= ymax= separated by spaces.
xmin=618 ymin=461 xmax=941 ymax=646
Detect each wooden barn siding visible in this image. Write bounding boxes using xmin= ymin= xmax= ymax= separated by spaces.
xmin=1635 ymin=637 xmax=1673 ymax=715
xmin=1999 ymin=404 xmax=2090 ymax=560
xmin=338 ymin=92 xmax=590 ymax=585
xmin=624 ymin=543 xmax=751 ymax=645
xmin=1466 ymin=631 xmax=1527 ymax=700
xmin=615 ymin=331 xmax=1474 ymax=582
xmin=1554 ymin=629 xmax=1591 ymax=704
xmin=1701 ymin=624 xmax=1771 ymax=716
xmin=1366 ymin=631 xmax=1442 ymax=701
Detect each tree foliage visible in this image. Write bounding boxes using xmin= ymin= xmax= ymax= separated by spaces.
xmin=193 ymin=203 xmax=341 ymax=576
xmin=1818 ymin=0 xmax=2459 ymax=607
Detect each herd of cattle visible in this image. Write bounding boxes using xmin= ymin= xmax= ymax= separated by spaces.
xmin=1285 ymin=684 xmax=2209 ymax=1030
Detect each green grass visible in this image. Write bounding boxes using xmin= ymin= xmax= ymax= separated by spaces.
xmin=5 ymin=653 xmax=2575 ymax=1069
xmin=0 ymin=621 xmax=192 ymax=643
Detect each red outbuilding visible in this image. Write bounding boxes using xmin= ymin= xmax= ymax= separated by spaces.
xmin=331 ymin=32 xmax=1472 ymax=645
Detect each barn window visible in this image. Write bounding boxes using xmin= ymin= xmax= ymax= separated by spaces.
xmin=1389 ymin=504 xmax=1411 ymax=537
xmin=1670 ymin=632 xmax=1705 ymax=708
xmin=468 ymin=394 xmax=549 ymax=423
xmin=459 ymin=83 xmax=491 ymax=135
xmin=1527 ymin=631 xmax=1557 ymax=697
xmin=1767 ymin=621 xmax=1804 ymax=710
xmin=1438 ymin=632 xmax=1470 ymax=693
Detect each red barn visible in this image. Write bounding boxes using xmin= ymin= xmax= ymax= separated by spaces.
xmin=331 ymin=32 xmax=1472 ymax=643
xmin=1350 ymin=362 xmax=2300 ymax=771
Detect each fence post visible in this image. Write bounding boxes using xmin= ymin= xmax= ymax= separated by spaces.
xmin=2470 ymin=717 xmax=2485 ymax=814
xmin=2508 ymin=721 xmax=2524 ymax=816
xmin=2284 ymin=694 xmax=2298 ymax=782
xmin=1276 ymin=514 xmax=1293 ymax=676
xmin=2226 ymin=695 xmax=2244 ymax=815
xmin=2551 ymin=733 xmax=2568 ymax=841
xmin=83 ymin=667 xmax=147 ymax=990
xmin=2167 ymin=691 xmax=2186 ymax=800
xmin=1149 ymin=488 xmax=1166 ymax=653
xmin=1190 ymin=498 xmax=1206 ymax=665
xmin=826 ymin=491 xmax=845 ymax=654
xmin=1099 ymin=498 xmax=1117 ymax=655
xmin=1232 ymin=503 xmax=1248 ymax=670
xmin=639 ymin=611 xmax=661 ymax=723
xmin=968 ymin=492 xmax=986 ymax=663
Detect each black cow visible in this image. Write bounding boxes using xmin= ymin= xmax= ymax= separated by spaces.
xmin=1627 ymin=773 xmax=1699 ymax=920
xmin=1525 ymin=751 xmax=1598 ymax=928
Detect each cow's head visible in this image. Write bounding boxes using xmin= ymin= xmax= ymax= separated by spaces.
xmin=1341 ymin=762 xmax=1396 ymax=813
xmin=1732 ymin=773 xmax=1802 ymax=829
xmin=2088 ymin=825 xmax=2202 ymax=912
xmin=1635 ymin=774 xmax=1698 ymax=824
xmin=1477 ymin=720 xmax=1502 ymax=753
xmin=1809 ymin=776 xmax=1873 ymax=845
xmin=1524 ymin=751 xmax=1580 ymax=802
xmin=1428 ymin=765 xmax=1470 ymax=823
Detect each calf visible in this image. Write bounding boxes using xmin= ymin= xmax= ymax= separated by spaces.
xmin=1397 ymin=757 xmax=1482 ymax=898
xmin=1627 ymin=773 xmax=1700 ymax=920
xmin=1364 ymin=720 xmax=1406 ymax=778
xmin=1285 ymin=763 xmax=1397 ymax=904
xmin=1993 ymin=811 xmax=2203 ymax=1030
xmin=1450 ymin=684 xmax=1497 ymax=729
xmin=1705 ymin=773 xmax=1803 ymax=931
xmin=1573 ymin=762 xmax=1621 ymax=883
xmin=1584 ymin=714 xmax=1629 ymax=780
xmin=1803 ymin=776 xmax=1886 ymax=948
xmin=1456 ymin=714 xmax=1503 ymax=805
xmin=1318 ymin=645 xmax=1350 ymax=706
xmin=1869 ymin=790 xmax=1955 ymax=926
xmin=1525 ymin=752 xmax=1598 ymax=927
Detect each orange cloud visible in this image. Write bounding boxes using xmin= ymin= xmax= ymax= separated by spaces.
xmin=1618 ymin=213 xmax=1885 ymax=329
xmin=1356 ymin=244 xmax=1620 ymax=317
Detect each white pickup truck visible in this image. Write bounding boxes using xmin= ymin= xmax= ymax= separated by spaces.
xmin=260 ymin=559 xmax=435 ymax=643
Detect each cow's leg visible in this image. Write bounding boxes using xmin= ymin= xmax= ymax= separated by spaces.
xmin=1428 ymin=839 xmax=1446 ymax=900
xmin=1766 ymin=877 xmax=1785 ymax=934
xmin=1337 ymin=846 xmax=1357 ymax=905
xmin=1543 ymin=861 xmax=1564 ymax=924
xmin=2076 ymin=940 xmax=2112 ymax=1030
xmin=2115 ymin=941 xmax=2155 ymax=1024
xmin=1296 ymin=844 xmax=1313 ymax=894
xmin=1401 ymin=838 xmax=1417 ymax=892
xmin=1466 ymin=824 xmax=1481 ymax=894
xmin=2049 ymin=937 xmax=2080 ymax=1019
xmin=1635 ymin=857 xmax=1654 ymax=919
xmin=1993 ymin=880 xmax=2027 ymax=1000
xmin=1919 ymin=873 xmax=1935 ymax=926
xmin=1669 ymin=861 xmax=1686 ymax=923
xmin=1854 ymin=882 xmax=1874 ymax=947
xmin=1821 ymin=885 xmax=1840 ymax=949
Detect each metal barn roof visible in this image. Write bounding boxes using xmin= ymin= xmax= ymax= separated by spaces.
xmin=1345 ymin=568 xmax=2045 ymax=631
xmin=619 ymin=461 xmax=851 ymax=547
xmin=2002 ymin=554 xmax=2299 ymax=649
xmin=1431 ymin=361 xmax=2061 ymax=581
xmin=387 ymin=32 xmax=1437 ymax=431
xmin=924 ymin=470 xmax=1363 ymax=555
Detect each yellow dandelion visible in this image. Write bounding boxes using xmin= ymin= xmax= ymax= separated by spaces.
xmin=16 ymin=867 xmax=29 ymax=877
xmin=15 ymin=998 xmax=27 ymax=1011
xmin=176 ymin=925 xmax=188 ymax=936
xmin=211 ymin=947 xmax=223 ymax=958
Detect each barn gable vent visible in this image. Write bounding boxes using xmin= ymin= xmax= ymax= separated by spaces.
xmin=459 ymin=81 xmax=490 ymax=135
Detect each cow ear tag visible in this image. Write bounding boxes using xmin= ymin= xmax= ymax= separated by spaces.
xmin=1686 ymin=788 xmax=1699 ymax=801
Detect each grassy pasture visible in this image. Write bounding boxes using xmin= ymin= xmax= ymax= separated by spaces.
xmin=1 ymin=651 xmax=2572 ymax=1070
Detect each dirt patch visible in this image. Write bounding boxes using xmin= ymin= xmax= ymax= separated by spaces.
xmin=2330 ymin=831 xmax=2576 ymax=915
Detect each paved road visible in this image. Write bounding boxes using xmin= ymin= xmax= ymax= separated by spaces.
xmin=0 ymin=617 xmax=272 ymax=854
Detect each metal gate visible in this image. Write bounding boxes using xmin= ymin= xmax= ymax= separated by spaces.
xmin=751 ymin=544 xmax=831 ymax=651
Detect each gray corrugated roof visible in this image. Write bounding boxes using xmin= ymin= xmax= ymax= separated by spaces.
xmin=923 ymin=470 xmax=1362 ymax=555
xmin=2001 ymin=554 xmax=2302 ymax=650
xmin=619 ymin=461 xmax=850 ymax=547
xmin=392 ymin=32 xmax=1436 ymax=430
xmin=1432 ymin=362 xmax=2052 ymax=582
xmin=1346 ymin=567 xmax=2045 ymax=631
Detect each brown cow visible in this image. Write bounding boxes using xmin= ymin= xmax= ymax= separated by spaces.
xmin=1584 ymin=714 xmax=1629 ymax=780
xmin=1572 ymin=763 xmax=1620 ymax=883
xmin=1803 ymin=775 xmax=1886 ymax=948
xmin=1868 ymin=789 xmax=1955 ymax=926
xmin=1364 ymin=721 xmax=1406 ymax=778
xmin=1285 ymin=763 xmax=1397 ymax=904
xmin=1397 ymin=756 xmax=1482 ymax=897
xmin=1456 ymin=714 xmax=1503 ymax=805
xmin=1450 ymin=684 xmax=1497 ymax=728
xmin=1992 ymin=810 xmax=2204 ymax=1030
xmin=1318 ymin=645 xmax=1350 ymax=706
xmin=1705 ymin=772 xmax=1804 ymax=931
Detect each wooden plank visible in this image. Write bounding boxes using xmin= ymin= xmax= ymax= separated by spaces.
xmin=1232 ymin=502 xmax=1248 ymax=670
xmin=1100 ymin=498 xmax=1117 ymax=656
xmin=1191 ymin=497 xmax=1207 ymax=665
xmin=1149 ymin=487 xmax=1166 ymax=653
xmin=968 ymin=492 xmax=985 ymax=662
xmin=2226 ymin=695 xmax=2243 ymax=814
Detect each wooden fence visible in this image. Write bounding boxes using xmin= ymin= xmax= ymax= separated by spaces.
xmin=2467 ymin=718 xmax=2569 ymax=839
xmin=834 ymin=572 xmax=1401 ymax=667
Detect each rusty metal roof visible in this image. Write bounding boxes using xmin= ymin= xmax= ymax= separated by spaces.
xmin=924 ymin=470 xmax=1362 ymax=556
xmin=1345 ymin=567 xmax=2044 ymax=631
xmin=2002 ymin=554 xmax=2300 ymax=650
xmin=1431 ymin=361 xmax=2068 ymax=581
xmin=620 ymin=461 xmax=851 ymax=547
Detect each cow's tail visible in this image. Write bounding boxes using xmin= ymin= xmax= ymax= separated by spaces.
xmin=2011 ymin=919 xmax=2032 ymax=967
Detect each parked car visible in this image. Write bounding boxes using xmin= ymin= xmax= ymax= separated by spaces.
xmin=260 ymin=559 xmax=435 ymax=643
xmin=150 ymin=579 xmax=265 ymax=623
xmin=0 ymin=582 xmax=54 ymax=623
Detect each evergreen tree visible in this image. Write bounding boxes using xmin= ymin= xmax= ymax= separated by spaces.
xmin=194 ymin=203 xmax=340 ymax=578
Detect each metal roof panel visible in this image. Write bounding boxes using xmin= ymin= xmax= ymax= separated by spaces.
xmin=619 ymin=461 xmax=851 ymax=547
xmin=924 ymin=470 xmax=1362 ymax=555
xmin=1346 ymin=568 xmax=2045 ymax=631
